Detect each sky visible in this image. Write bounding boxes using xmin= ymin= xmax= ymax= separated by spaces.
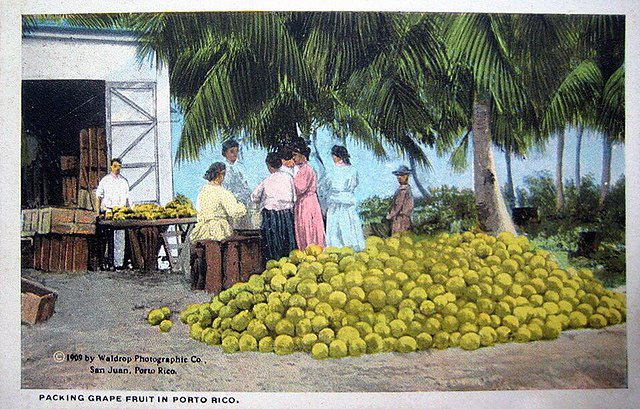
xmin=170 ymin=113 xmax=625 ymax=206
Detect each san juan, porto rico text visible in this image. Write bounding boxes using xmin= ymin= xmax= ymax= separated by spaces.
xmin=66 ymin=353 xmax=204 ymax=375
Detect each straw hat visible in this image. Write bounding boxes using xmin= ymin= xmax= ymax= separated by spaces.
xmin=392 ymin=165 xmax=411 ymax=176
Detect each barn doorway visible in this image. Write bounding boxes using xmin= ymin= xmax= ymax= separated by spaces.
xmin=21 ymin=80 xmax=106 ymax=208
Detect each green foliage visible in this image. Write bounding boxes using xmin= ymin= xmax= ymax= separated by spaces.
xmin=358 ymin=185 xmax=476 ymax=237
xmin=412 ymin=186 xmax=477 ymax=235
xmin=518 ymin=172 xmax=625 ymax=287
xmin=358 ymin=196 xmax=393 ymax=225
xmin=515 ymin=171 xmax=556 ymax=220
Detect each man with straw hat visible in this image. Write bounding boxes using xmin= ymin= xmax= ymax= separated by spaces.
xmin=386 ymin=165 xmax=414 ymax=235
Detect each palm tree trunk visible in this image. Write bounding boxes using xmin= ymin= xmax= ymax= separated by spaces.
xmin=408 ymin=155 xmax=429 ymax=199
xmin=574 ymin=125 xmax=583 ymax=187
xmin=556 ymin=128 xmax=565 ymax=211
xmin=600 ymin=132 xmax=613 ymax=206
xmin=472 ymin=94 xmax=516 ymax=235
xmin=504 ymin=148 xmax=515 ymax=210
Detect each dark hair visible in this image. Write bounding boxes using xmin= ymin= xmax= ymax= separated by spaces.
xmin=278 ymin=145 xmax=294 ymax=161
xmin=291 ymin=139 xmax=311 ymax=159
xmin=331 ymin=145 xmax=351 ymax=165
xmin=203 ymin=162 xmax=226 ymax=181
xmin=266 ymin=152 xmax=282 ymax=169
xmin=110 ymin=158 xmax=122 ymax=166
xmin=221 ymin=139 xmax=239 ymax=156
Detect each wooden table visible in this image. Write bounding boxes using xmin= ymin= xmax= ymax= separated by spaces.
xmin=97 ymin=217 xmax=196 ymax=272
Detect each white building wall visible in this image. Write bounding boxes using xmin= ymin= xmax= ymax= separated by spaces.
xmin=22 ymin=26 xmax=174 ymax=204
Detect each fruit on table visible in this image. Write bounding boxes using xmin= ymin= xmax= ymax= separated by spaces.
xmin=175 ymin=231 xmax=626 ymax=359
xmin=103 ymin=197 xmax=196 ymax=220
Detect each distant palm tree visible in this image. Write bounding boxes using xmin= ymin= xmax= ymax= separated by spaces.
xmin=539 ymin=15 xmax=624 ymax=205
xmin=575 ymin=125 xmax=584 ymax=186
xmin=446 ymin=14 xmax=576 ymax=234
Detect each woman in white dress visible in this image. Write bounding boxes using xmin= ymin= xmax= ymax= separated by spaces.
xmin=324 ymin=145 xmax=365 ymax=252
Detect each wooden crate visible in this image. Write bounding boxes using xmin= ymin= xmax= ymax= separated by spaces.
xmin=22 ymin=238 xmax=34 ymax=269
xmin=21 ymin=209 xmax=40 ymax=237
xmin=79 ymin=128 xmax=108 ymax=190
xmin=60 ymin=155 xmax=78 ymax=171
xmin=191 ymin=232 xmax=263 ymax=294
xmin=30 ymin=207 xmax=97 ymax=235
xmin=62 ymin=176 xmax=78 ymax=206
xmin=33 ymin=234 xmax=93 ymax=272
xmin=21 ymin=277 xmax=58 ymax=325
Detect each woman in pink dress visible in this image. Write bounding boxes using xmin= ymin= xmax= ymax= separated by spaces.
xmin=291 ymin=140 xmax=326 ymax=250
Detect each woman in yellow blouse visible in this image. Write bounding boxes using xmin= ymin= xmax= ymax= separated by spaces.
xmin=190 ymin=162 xmax=247 ymax=242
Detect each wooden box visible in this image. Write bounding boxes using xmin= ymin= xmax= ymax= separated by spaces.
xmin=21 ymin=209 xmax=40 ymax=237
xmin=60 ymin=155 xmax=78 ymax=171
xmin=21 ymin=277 xmax=58 ymax=325
xmin=191 ymin=231 xmax=263 ymax=294
xmin=22 ymin=238 xmax=34 ymax=269
xmin=21 ymin=207 xmax=97 ymax=236
xmin=33 ymin=234 xmax=94 ymax=272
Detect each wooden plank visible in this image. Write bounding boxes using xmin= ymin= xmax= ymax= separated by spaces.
xmin=62 ymin=176 xmax=78 ymax=206
xmin=127 ymin=228 xmax=145 ymax=269
xmin=51 ymin=208 xmax=74 ymax=224
xmin=238 ymin=240 xmax=252 ymax=282
xmin=62 ymin=236 xmax=73 ymax=271
xmin=22 ymin=209 xmax=38 ymax=237
xmin=33 ymin=236 xmax=41 ymax=270
xmin=74 ymin=236 xmax=89 ymax=271
xmin=38 ymin=208 xmax=51 ymax=235
xmin=71 ymin=176 xmax=78 ymax=206
xmin=223 ymin=241 xmax=240 ymax=290
xmin=41 ymin=235 xmax=51 ymax=271
xmin=140 ymin=227 xmax=159 ymax=271
xmin=49 ymin=235 xmax=61 ymax=271
xmin=97 ymin=217 xmax=197 ymax=228
xmin=204 ymin=241 xmax=223 ymax=294
xmin=60 ymin=155 xmax=78 ymax=171
xmin=79 ymin=129 xmax=89 ymax=165
xmin=97 ymin=128 xmax=108 ymax=173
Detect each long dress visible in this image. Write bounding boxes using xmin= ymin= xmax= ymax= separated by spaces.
xmin=325 ymin=164 xmax=365 ymax=251
xmin=190 ymin=184 xmax=246 ymax=242
xmin=293 ymin=161 xmax=326 ymax=249
xmin=387 ymin=184 xmax=414 ymax=235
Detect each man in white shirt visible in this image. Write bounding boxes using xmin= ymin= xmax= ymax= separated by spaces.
xmin=96 ymin=158 xmax=131 ymax=269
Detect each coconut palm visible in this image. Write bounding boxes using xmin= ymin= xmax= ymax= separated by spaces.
xmin=125 ymin=12 xmax=464 ymax=168
xmin=575 ymin=125 xmax=584 ymax=186
xmin=445 ymin=14 xmax=578 ymax=234
xmin=539 ymin=15 xmax=624 ymax=205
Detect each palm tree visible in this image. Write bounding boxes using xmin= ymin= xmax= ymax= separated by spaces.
xmin=575 ymin=125 xmax=584 ymax=186
xmin=555 ymin=128 xmax=565 ymax=210
xmin=123 ymin=12 xmax=464 ymax=170
xmin=445 ymin=14 xmax=576 ymax=235
xmin=539 ymin=15 xmax=624 ymax=205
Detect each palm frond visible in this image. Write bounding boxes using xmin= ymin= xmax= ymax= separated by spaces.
xmin=541 ymin=59 xmax=603 ymax=134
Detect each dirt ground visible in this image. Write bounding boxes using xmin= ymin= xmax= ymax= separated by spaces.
xmin=21 ymin=268 xmax=627 ymax=393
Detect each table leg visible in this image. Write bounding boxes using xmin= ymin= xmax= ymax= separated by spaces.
xmin=127 ymin=228 xmax=144 ymax=269
xmin=106 ymin=228 xmax=114 ymax=270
